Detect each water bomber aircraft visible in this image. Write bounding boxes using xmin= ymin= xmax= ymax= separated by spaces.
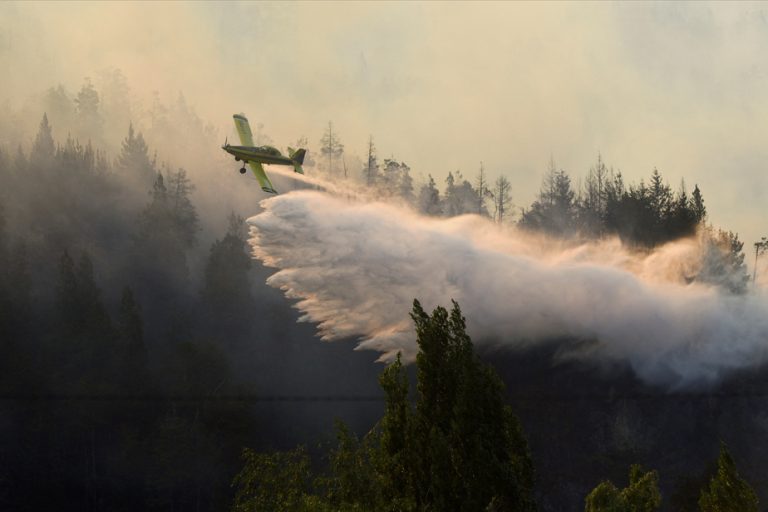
xmin=222 ymin=113 xmax=306 ymax=194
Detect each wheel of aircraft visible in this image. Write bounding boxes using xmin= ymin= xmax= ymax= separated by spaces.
xmin=235 ymin=156 xmax=240 ymax=161
xmin=239 ymin=167 xmax=246 ymax=174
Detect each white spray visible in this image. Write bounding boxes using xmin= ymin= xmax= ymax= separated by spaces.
xmin=248 ymin=190 xmax=768 ymax=389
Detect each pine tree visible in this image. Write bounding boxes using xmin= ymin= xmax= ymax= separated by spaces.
xmin=417 ymin=175 xmax=442 ymax=216
xmin=31 ymin=113 xmax=55 ymax=165
xmin=202 ymin=213 xmax=253 ymax=315
xmin=74 ymin=77 xmax=102 ymax=136
xmin=166 ymin=168 xmax=199 ymax=249
xmin=56 ymin=251 xmax=113 ymax=351
xmin=648 ymin=168 xmax=672 ymax=226
xmin=118 ymin=123 xmax=155 ymax=180
xmin=690 ymin=184 xmax=706 ymax=223
xmin=133 ymin=172 xmax=190 ymax=297
xmin=698 ymin=444 xmax=758 ymax=512
xmin=442 ymin=172 xmax=461 ymax=216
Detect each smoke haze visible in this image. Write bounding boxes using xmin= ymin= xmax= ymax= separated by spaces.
xmin=3 ymin=2 xmax=768 ymax=250
xmin=249 ymin=190 xmax=768 ymax=389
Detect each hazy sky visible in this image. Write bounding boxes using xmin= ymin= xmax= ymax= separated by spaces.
xmin=2 ymin=1 xmax=767 ymax=252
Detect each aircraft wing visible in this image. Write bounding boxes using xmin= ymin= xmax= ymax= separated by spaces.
xmin=233 ymin=114 xmax=255 ymax=146
xmin=248 ymin=161 xmax=277 ymax=194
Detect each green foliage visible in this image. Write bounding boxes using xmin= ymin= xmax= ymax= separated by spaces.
xmin=585 ymin=464 xmax=661 ymax=512
xmin=698 ymin=444 xmax=758 ymax=512
xmin=325 ymin=421 xmax=384 ymax=509
xmin=522 ymin=160 xmax=704 ymax=248
xmin=410 ymin=300 xmax=535 ymax=511
xmin=232 ymin=447 xmax=316 ymax=512
xmin=233 ymin=300 xmax=535 ymax=512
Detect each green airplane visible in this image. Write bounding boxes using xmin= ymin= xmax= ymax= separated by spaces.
xmin=222 ymin=113 xmax=306 ymax=194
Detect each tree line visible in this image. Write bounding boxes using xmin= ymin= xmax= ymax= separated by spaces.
xmin=0 ymin=113 xmax=283 ymax=511
xmin=313 ymin=125 xmax=749 ymax=294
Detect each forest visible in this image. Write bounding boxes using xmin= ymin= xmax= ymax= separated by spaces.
xmin=0 ymin=77 xmax=764 ymax=511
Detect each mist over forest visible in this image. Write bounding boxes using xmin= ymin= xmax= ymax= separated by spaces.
xmin=0 ymin=66 xmax=767 ymax=512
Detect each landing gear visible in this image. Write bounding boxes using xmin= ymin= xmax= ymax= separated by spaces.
xmin=239 ymin=166 xmax=247 ymax=174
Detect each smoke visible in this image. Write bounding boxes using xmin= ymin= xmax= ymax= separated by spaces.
xmin=248 ymin=190 xmax=768 ymax=389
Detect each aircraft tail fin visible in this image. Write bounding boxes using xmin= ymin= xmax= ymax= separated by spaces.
xmin=288 ymin=147 xmax=306 ymax=174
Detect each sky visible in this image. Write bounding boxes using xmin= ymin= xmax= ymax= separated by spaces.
xmin=1 ymin=1 xmax=767 ymax=256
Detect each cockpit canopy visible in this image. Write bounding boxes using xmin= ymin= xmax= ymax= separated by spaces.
xmin=256 ymin=146 xmax=282 ymax=156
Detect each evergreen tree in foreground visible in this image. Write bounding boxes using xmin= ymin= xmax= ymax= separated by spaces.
xmin=232 ymin=300 xmax=535 ymax=512
xmin=698 ymin=444 xmax=758 ymax=512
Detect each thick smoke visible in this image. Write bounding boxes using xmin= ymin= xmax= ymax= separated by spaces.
xmin=248 ymin=190 xmax=768 ymax=389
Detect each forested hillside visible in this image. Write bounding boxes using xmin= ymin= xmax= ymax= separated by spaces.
xmin=0 ymin=77 xmax=763 ymax=511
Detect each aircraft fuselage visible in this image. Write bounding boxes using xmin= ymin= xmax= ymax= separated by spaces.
xmin=222 ymin=144 xmax=295 ymax=166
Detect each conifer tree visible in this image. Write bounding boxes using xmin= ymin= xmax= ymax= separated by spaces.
xmin=133 ymin=172 xmax=190 ymax=298
xmin=31 ymin=113 xmax=55 ymax=165
xmin=690 ymin=184 xmax=706 ymax=223
xmin=166 ymin=168 xmax=199 ymax=249
xmin=118 ymin=123 xmax=155 ymax=180
xmin=202 ymin=213 xmax=253 ymax=314
xmin=442 ymin=172 xmax=462 ymax=216
xmin=698 ymin=444 xmax=758 ymax=512
xmin=417 ymin=175 xmax=442 ymax=216
xmin=74 ymin=77 xmax=102 ymax=136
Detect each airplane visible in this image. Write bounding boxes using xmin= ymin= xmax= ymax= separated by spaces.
xmin=221 ymin=113 xmax=306 ymax=194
